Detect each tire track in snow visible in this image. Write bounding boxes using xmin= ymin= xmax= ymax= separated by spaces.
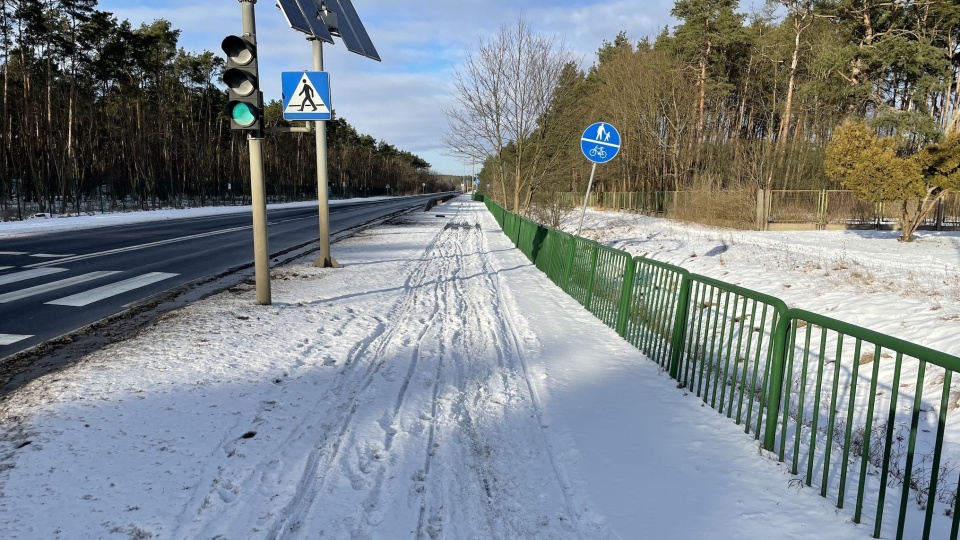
xmin=173 ymin=220 xmax=452 ymax=539
xmin=424 ymin=218 xmax=520 ymax=538
xmin=177 ymin=203 xmax=588 ymax=538
xmin=346 ymin=243 xmax=451 ymax=537
xmin=481 ymin=234 xmax=583 ymax=532
xmin=311 ymin=214 xmax=476 ymax=538
xmin=277 ymin=208 xmax=487 ymax=539
xmin=173 ymin=304 xmax=393 ymax=538
xmin=414 ymin=221 xmax=472 ymax=539
xmin=416 ymin=205 xmax=585 ymax=538
xmin=267 ymin=217 xmax=459 ymax=539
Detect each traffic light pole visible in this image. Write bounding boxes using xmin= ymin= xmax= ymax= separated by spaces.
xmin=249 ymin=137 xmax=271 ymax=305
xmin=239 ymin=0 xmax=272 ymax=304
xmin=312 ymin=38 xmax=338 ymax=268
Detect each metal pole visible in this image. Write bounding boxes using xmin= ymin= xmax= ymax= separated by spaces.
xmin=576 ymin=162 xmax=598 ymax=237
xmin=312 ymin=38 xmax=338 ymax=268
xmin=249 ymin=137 xmax=271 ymax=304
xmin=240 ymin=0 xmax=271 ymax=305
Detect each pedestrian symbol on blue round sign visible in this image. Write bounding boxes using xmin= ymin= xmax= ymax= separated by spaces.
xmin=580 ymin=122 xmax=621 ymax=164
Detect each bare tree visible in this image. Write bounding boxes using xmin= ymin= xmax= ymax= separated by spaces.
xmin=775 ymin=0 xmax=816 ymax=144
xmin=443 ymin=17 xmax=573 ymax=214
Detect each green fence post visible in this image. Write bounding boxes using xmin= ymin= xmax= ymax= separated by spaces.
xmin=762 ymin=315 xmax=792 ymax=451
xmin=668 ymin=272 xmax=692 ymax=379
xmin=819 ymin=189 xmax=828 ymax=225
xmin=531 ymin=224 xmax=548 ymax=265
xmin=615 ymin=257 xmax=637 ymax=337
xmin=562 ymin=237 xmax=577 ymax=293
xmin=584 ymin=244 xmax=599 ymax=311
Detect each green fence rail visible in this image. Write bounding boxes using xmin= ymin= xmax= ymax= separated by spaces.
xmin=481 ymin=197 xmax=960 ymax=540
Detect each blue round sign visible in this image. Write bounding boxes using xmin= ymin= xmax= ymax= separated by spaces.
xmin=580 ymin=122 xmax=621 ymax=164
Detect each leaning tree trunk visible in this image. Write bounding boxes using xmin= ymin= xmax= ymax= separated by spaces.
xmin=898 ymin=201 xmax=914 ymax=242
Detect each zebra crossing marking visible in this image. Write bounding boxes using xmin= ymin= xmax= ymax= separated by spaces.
xmin=47 ymin=272 xmax=179 ymax=307
xmin=0 ymin=271 xmax=120 ymax=303
xmin=0 ymin=334 xmax=32 ymax=346
xmin=0 ymin=267 xmax=69 ymax=286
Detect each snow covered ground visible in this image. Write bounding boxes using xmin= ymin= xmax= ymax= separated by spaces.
xmin=568 ymin=209 xmax=960 ymax=358
xmin=0 ymin=198 xmax=955 ymax=539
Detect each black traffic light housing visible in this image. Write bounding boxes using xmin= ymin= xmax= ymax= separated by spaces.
xmin=221 ymin=34 xmax=263 ymax=136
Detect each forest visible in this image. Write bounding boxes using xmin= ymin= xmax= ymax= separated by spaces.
xmin=0 ymin=0 xmax=436 ymax=221
xmin=449 ymin=0 xmax=960 ymax=229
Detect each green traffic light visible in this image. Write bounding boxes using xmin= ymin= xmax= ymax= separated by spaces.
xmin=228 ymin=102 xmax=257 ymax=127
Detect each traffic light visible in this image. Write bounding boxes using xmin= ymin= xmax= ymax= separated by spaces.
xmin=221 ymin=34 xmax=262 ymax=135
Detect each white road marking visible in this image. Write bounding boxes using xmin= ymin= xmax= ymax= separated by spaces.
xmin=0 ymin=271 xmax=120 ymax=303
xmin=0 ymin=334 xmax=32 ymax=346
xmin=0 ymin=267 xmax=69 ymax=286
xmin=0 ymin=252 xmax=27 ymax=256
xmin=24 ymin=225 xmax=253 ymax=268
xmin=0 ymin=266 xmax=11 ymax=271
xmin=47 ymin=272 xmax=179 ymax=307
xmin=30 ymin=253 xmax=75 ymax=258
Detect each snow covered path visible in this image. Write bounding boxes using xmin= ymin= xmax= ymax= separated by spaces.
xmin=0 ymin=200 xmax=874 ymax=538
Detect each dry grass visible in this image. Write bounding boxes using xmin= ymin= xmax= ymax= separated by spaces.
xmin=670 ymin=189 xmax=757 ymax=229
xmin=849 ymin=270 xmax=873 ymax=285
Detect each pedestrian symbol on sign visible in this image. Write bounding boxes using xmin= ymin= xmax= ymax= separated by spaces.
xmin=595 ymin=123 xmax=612 ymax=142
xmin=298 ymin=83 xmax=317 ymax=111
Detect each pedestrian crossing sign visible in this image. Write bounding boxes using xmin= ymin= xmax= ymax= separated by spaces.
xmin=281 ymin=71 xmax=331 ymax=121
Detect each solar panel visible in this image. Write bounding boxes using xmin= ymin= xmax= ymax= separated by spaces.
xmin=276 ymin=0 xmax=334 ymax=43
xmin=326 ymin=0 xmax=380 ymax=61
xmin=303 ymin=0 xmax=380 ymax=62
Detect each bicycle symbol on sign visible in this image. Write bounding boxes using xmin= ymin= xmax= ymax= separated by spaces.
xmin=588 ymin=145 xmax=607 ymax=159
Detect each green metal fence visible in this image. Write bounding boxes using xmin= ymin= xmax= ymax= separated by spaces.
xmin=480 ymin=198 xmax=960 ymax=540
xmin=534 ymin=227 xmax=572 ymax=286
xmin=620 ymin=257 xmax=688 ymax=369
xmin=679 ymin=275 xmax=790 ymax=441
xmin=770 ymin=309 xmax=960 ymax=540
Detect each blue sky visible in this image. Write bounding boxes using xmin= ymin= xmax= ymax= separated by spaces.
xmin=95 ymin=0 xmax=768 ymax=175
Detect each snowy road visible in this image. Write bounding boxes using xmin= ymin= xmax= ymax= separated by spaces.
xmin=0 ymin=199 xmax=878 ymax=539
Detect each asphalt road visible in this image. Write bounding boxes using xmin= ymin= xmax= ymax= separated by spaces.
xmin=0 ymin=195 xmax=445 ymax=362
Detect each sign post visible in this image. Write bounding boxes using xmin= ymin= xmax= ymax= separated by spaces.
xmin=577 ymin=122 xmax=621 ymax=237
xmin=275 ymin=0 xmax=380 ymax=270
